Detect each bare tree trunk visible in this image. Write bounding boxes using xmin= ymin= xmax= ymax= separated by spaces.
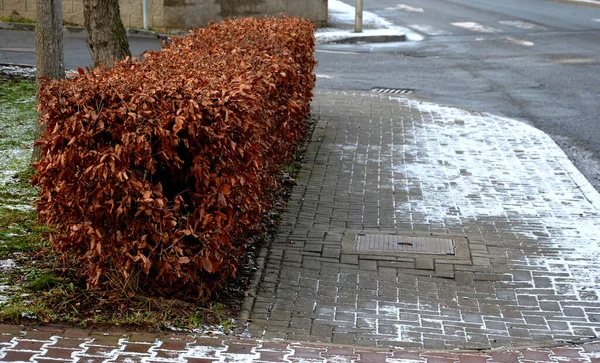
xmin=33 ymin=0 xmax=65 ymax=163
xmin=83 ymin=0 xmax=132 ymax=68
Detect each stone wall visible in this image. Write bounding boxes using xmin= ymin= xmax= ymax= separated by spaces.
xmin=0 ymin=0 xmax=327 ymax=31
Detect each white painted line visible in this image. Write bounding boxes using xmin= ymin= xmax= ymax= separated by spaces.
xmin=499 ymin=20 xmax=547 ymax=30
xmin=504 ymin=37 xmax=535 ymax=47
xmin=408 ymin=24 xmax=452 ymax=36
xmin=451 ymin=22 xmax=500 ymax=33
xmin=315 ymin=49 xmax=361 ymax=55
xmin=569 ymin=0 xmax=600 ymax=4
xmin=555 ymin=58 xmax=598 ymax=64
xmin=316 ymin=74 xmax=334 ymax=79
xmin=593 ymin=18 xmax=600 ymax=22
xmin=385 ymin=4 xmax=424 ymax=12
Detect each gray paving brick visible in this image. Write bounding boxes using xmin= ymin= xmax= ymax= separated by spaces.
xmin=322 ymin=247 xmax=341 ymax=259
xmin=564 ymin=307 xmax=586 ymax=317
xmin=435 ymin=263 xmax=454 ymax=278
xmin=358 ymin=259 xmax=378 ymax=271
xmin=245 ymin=91 xmax=600 ymax=349
xmin=415 ymin=258 xmax=435 ymax=270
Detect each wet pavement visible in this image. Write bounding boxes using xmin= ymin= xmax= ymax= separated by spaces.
xmin=242 ymin=91 xmax=600 ymax=350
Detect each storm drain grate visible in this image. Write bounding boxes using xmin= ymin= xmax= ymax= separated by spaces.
xmin=355 ymin=234 xmax=456 ymax=255
xmin=371 ymin=88 xmax=414 ymax=94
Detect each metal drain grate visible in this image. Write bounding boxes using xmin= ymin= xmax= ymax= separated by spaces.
xmin=355 ymin=234 xmax=455 ymax=255
xmin=371 ymin=88 xmax=414 ymax=94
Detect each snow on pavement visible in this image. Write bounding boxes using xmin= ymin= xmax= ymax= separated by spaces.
xmin=315 ymin=0 xmax=423 ymax=43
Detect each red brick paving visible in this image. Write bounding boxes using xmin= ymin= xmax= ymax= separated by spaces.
xmin=1 ymin=324 xmax=600 ymax=362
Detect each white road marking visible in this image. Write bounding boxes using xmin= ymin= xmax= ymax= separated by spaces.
xmin=499 ymin=20 xmax=548 ymax=30
xmin=451 ymin=22 xmax=500 ymax=33
xmin=555 ymin=58 xmax=598 ymax=64
xmin=569 ymin=0 xmax=600 ymax=4
xmin=385 ymin=4 xmax=424 ymax=12
xmin=316 ymin=74 xmax=334 ymax=79
xmin=593 ymin=19 xmax=600 ymax=22
xmin=315 ymin=49 xmax=361 ymax=55
xmin=408 ymin=24 xmax=452 ymax=36
xmin=504 ymin=37 xmax=535 ymax=47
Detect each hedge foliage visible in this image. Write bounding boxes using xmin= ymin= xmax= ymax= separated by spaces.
xmin=32 ymin=17 xmax=316 ymax=300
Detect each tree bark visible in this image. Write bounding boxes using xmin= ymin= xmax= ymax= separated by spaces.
xmin=33 ymin=0 xmax=65 ymax=163
xmin=83 ymin=0 xmax=132 ymax=68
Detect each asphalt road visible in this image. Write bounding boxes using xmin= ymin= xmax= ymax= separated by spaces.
xmin=0 ymin=30 xmax=162 ymax=70
xmin=315 ymin=0 xmax=600 ymax=191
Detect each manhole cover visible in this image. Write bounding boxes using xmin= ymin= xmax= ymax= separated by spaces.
xmin=354 ymin=234 xmax=455 ymax=255
xmin=371 ymin=88 xmax=414 ymax=94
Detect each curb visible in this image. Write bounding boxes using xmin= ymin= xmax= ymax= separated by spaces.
xmin=126 ymin=27 xmax=175 ymax=40
xmin=234 ymin=244 xmax=269 ymax=335
xmin=326 ymin=33 xmax=407 ymax=44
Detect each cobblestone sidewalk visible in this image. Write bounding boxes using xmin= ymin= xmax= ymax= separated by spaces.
xmin=2 ymin=324 xmax=600 ymax=362
xmin=244 ymin=91 xmax=600 ymax=350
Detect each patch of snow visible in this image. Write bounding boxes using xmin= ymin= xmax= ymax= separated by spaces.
xmin=1 ymin=204 xmax=34 ymax=211
xmin=388 ymin=95 xmax=600 ymax=306
xmin=451 ymin=22 xmax=499 ymax=33
xmin=327 ymin=0 xmax=392 ymax=29
xmin=504 ymin=37 xmax=535 ymax=47
xmin=0 ymin=259 xmax=16 ymax=272
xmin=184 ymin=345 xmax=225 ymax=359
xmin=316 ymin=0 xmax=423 ymax=43
xmin=0 ymin=65 xmax=36 ymax=79
xmin=0 ymin=285 xmax=13 ymax=304
xmin=167 ymin=323 xmax=235 ymax=336
xmin=0 ymin=150 xmax=30 ymax=186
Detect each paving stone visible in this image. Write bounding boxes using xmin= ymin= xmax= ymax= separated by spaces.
xmin=258 ymin=350 xmax=288 ymax=361
xmin=40 ymin=347 xmax=78 ymax=359
xmin=340 ymin=254 xmax=359 ymax=265
xmin=289 ymin=346 xmax=325 ymax=360
xmin=358 ymin=259 xmax=378 ymax=271
xmin=435 ymin=263 xmax=455 ymax=278
xmin=415 ymin=258 xmax=435 ymax=270
xmin=11 ymin=340 xmax=46 ymax=351
xmin=551 ymin=347 xmax=585 ymax=358
xmin=564 ymin=307 xmax=586 ymax=317
xmin=521 ymin=348 xmax=552 ymax=361
xmin=0 ymin=350 xmax=38 ymax=362
xmin=487 ymin=351 xmax=522 ymax=362
xmin=88 ymin=333 xmax=123 ymax=346
xmin=355 ymin=351 xmax=392 ymax=362
xmin=122 ymin=342 xmax=153 ymax=354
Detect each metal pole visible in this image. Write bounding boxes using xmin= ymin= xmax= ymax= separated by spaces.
xmin=355 ymin=0 xmax=363 ymax=33
xmin=143 ymin=0 xmax=149 ymax=30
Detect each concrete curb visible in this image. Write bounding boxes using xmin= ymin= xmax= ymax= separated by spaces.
xmin=234 ymin=244 xmax=269 ymax=335
xmin=326 ymin=33 xmax=407 ymax=44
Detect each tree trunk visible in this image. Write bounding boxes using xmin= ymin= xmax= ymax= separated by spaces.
xmin=83 ymin=0 xmax=132 ymax=68
xmin=33 ymin=0 xmax=65 ymax=163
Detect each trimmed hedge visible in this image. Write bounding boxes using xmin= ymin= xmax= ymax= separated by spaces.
xmin=33 ymin=17 xmax=316 ymax=300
